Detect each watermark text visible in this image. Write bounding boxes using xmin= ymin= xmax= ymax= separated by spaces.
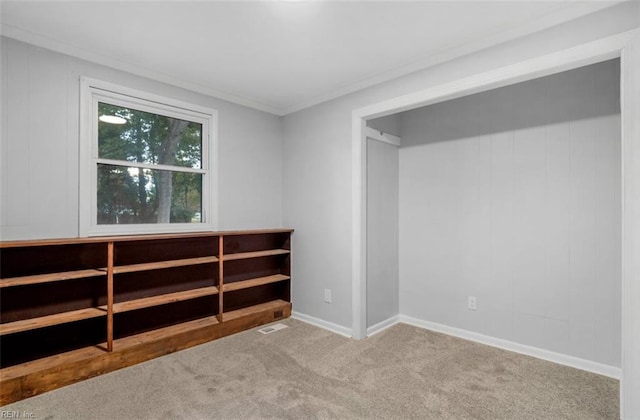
xmin=0 ymin=411 xmax=35 ymax=418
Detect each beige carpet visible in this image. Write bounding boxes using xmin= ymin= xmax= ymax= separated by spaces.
xmin=2 ymin=319 xmax=618 ymax=419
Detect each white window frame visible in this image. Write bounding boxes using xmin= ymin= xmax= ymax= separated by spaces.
xmin=79 ymin=77 xmax=218 ymax=236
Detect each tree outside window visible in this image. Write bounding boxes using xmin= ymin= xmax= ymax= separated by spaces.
xmin=97 ymin=103 xmax=203 ymax=225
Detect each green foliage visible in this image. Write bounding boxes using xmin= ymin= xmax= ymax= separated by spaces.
xmin=97 ymin=103 xmax=203 ymax=225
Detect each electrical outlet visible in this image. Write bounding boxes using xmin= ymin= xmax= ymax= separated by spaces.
xmin=324 ymin=289 xmax=332 ymax=303
xmin=468 ymin=296 xmax=477 ymax=311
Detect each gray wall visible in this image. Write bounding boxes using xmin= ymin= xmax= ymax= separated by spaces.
xmin=366 ymin=138 xmax=399 ymax=328
xmin=0 ymin=37 xmax=283 ymax=240
xmin=283 ymin=2 xmax=637 ymax=332
xmin=398 ymin=59 xmax=621 ymax=367
xmin=283 ymin=101 xmax=353 ymax=327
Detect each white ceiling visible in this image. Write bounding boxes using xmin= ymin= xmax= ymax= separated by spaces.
xmin=0 ymin=1 xmax=620 ymax=115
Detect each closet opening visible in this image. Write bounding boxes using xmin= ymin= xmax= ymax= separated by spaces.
xmin=351 ymin=30 xmax=638 ymax=419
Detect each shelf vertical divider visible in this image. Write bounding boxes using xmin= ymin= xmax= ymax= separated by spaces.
xmin=107 ymin=241 xmax=114 ymax=352
xmin=218 ymin=235 xmax=224 ymax=323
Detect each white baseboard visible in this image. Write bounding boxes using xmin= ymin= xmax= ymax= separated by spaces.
xmin=289 ymin=310 xmax=621 ymax=379
xmin=399 ymin=315 xmax=621 ymax=379
xmin=291 ymin=311 xmax=353 ymax=338
xmin=366 ymin=315 xmax=400 ymax=337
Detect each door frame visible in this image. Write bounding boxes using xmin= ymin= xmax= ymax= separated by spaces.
xmin=351 ymin=28 xmax=639 ymax=418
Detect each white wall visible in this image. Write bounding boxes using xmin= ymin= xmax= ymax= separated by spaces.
xmin=283 ymin=1 xmax=638 ymax=332
xmin=366 ymin=138 xmax=399 ymax=329
xmin=399 ymin=59 xmax=621 ymax=367
xmin=0 ymin=37 xmax=283 ymax=240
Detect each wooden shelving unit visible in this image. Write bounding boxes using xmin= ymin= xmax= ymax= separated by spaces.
xmin=0 ymin=228 xmax=293 ymax=405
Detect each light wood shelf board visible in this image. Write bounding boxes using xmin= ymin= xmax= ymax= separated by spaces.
xmin=223 ymin=274 xmax=290 ymax=292
xmin=0 ymin=308 xmax=106 ymax=336
xmin=101 ymin=286 xmax=219 ymax=314
xmin=224 ymin=249 xmax=289 ymax=261
xmin=0 ymin=269 xmax=106 ymax=288
xmin=110 ymin=256 xmax=218 ymax=274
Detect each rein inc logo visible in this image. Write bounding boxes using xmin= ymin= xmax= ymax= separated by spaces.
xmin=0 ymin=411 xmax=35 ymax=418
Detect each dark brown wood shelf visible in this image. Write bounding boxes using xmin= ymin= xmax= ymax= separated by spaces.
xmin=224 ymin=249 xmax=290 ymax=261
xmin=110 ymin=256 xmax=219 ymax=274
xmin=0 ymin=269 xmax=106 ymax=288
xmin=100 ymin=286 xmax=219 ymax=314
xmin=0 ymin=308 xmax=106 ymax=336
xmin=223 ymin=274 xmax=290 ymax=292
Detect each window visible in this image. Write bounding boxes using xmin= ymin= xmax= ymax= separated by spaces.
xmin=80 ymin=78 xmax=217 ymax=236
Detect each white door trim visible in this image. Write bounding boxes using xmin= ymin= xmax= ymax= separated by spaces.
xmin=351 ymin=28 xmax=639 ymax=418
xmin=620 ymin=30 xmax=640 ymax=420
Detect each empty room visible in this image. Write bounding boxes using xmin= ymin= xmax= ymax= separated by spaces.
xmin=1 ymin=1 xmax=639 ymax=419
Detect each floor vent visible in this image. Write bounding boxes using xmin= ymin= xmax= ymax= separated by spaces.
xmin=258 ymin=323 xmax=288 ymax=334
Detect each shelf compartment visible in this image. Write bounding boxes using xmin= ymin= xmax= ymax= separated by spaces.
xmin=222 ymin=232 xmax=290 ymax=256
xmin=0 ymin=317 xmax=107 ymax=368
xmin=110 ymin=256 xmax=218 ymax=274
xmin=0 ymin=269 xmax=106 ymax=289
xmin=113 ymin=315 xmax=220 ymax=350
xmin=1 ymin=278 xmax=107 ymax=324
xmin=0 ymin=243 xmax=107 ymax=279
xmin=112 ymin=295 xmax=219 ymax=341
xmin=224 ymin=282 xmax=290 ymax=314
xmin=0 ymin=308 xmax=106 ymax=336
xmin=113 ymin=236 xmax=218 ymax=267
xmin=101 ymin=286 xmax=219 ymax=314
xmin=223 ymin=299 xmax=290 ymax=322
xmin=224 ymin=249 xmax=289 ymax=261
xmin=223 ymin=274 xmax=290 ymax=292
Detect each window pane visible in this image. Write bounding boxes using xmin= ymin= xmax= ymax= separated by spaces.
xmin=98 ymin=102 xmax=202 ymax=169
xmin=97 ymin=164 xmax=202 ymax=225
